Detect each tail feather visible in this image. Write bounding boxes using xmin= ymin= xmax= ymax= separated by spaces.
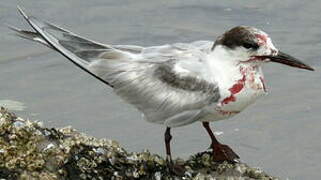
xmin=12 ymin=6 xmax=113 ymax=87
xmin=8 ymin=25 xmax=52 ymax=48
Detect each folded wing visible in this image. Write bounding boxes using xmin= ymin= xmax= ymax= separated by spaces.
xmin=88 ymin=52 xmax=220 ymax=127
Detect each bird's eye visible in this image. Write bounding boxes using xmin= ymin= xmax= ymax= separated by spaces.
xmin=242 ymin=42 xmax=259 ymax=50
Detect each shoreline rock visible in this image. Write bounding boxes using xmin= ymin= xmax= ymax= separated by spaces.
xmin=0 ymin=107 xmax=280 ymax=180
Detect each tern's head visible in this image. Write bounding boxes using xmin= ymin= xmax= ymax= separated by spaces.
xmin=212 ymin=26 xmax=314 ymax=71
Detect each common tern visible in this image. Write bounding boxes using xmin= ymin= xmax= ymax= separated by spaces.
xmin=10 ymin=7 xmax=314 ymax=163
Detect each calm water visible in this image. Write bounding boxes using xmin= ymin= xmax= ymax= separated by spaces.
xmin=1 ymin=0 xmax=321 ymax=179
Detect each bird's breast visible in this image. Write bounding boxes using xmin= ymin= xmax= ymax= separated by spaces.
xmin=209 ymin=65 xmax=267 ymax=118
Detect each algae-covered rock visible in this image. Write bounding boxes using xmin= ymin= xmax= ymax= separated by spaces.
xmin=0 ymin=107 xmax=280 ymax=180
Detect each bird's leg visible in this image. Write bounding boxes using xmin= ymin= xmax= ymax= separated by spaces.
xmin=164 ymin=127 xmax=186 ymax=175
xmin=164 ymin=127 xmax=173 ymax=164
xmin=202 ymin=122 xmax=240 ymax=162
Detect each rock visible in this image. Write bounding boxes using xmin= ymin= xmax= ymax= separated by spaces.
xmin=0 ymin=107 xmax=280 ymax=180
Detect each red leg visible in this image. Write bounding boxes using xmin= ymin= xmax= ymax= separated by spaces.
xmin=202 ymin=122 xmax=240 ymax=162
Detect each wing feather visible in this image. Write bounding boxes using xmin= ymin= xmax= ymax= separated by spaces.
xmin=88 ymin=57 xmax=220 ymax=127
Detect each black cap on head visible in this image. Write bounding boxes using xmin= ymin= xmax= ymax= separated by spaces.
xmin=212 ymin=26 xmax=259 ymax=50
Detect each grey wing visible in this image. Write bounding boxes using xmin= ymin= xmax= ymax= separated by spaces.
xmin=89 ymin=58 xmax=220 ymax=127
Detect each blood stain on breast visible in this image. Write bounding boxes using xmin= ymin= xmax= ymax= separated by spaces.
xmin=221 ymin=74 xmax=246 ymax=105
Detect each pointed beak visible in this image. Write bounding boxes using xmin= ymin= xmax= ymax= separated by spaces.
xmin=262 ymin=51 xmax=314 ymax=71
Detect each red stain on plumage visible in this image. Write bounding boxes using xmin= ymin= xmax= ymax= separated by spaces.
xmin=215 ymin=108 xmax=240 ymax=116
xmin=255 ymin=34 xmax=267 ymax=45
xmin=221 ymin=73 xmax=246 ymax=105
xmin=229 ymin=75 xmax=246 ymax=94
xmin=221 ymin=95 xmax=236 ymax=105
xmin=242 ymin=56 xmax=267 ymax=63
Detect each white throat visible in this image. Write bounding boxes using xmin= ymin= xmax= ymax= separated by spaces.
xmin=206 ymin=45 xmax=249 ymax=87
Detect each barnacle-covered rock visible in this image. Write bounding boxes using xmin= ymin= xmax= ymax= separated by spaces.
xmin=0 ymin=107 xmax=281 ymax=180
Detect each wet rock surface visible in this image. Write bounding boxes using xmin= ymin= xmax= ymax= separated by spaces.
xmin=0 ymin=107 xmax=280 ymax=180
